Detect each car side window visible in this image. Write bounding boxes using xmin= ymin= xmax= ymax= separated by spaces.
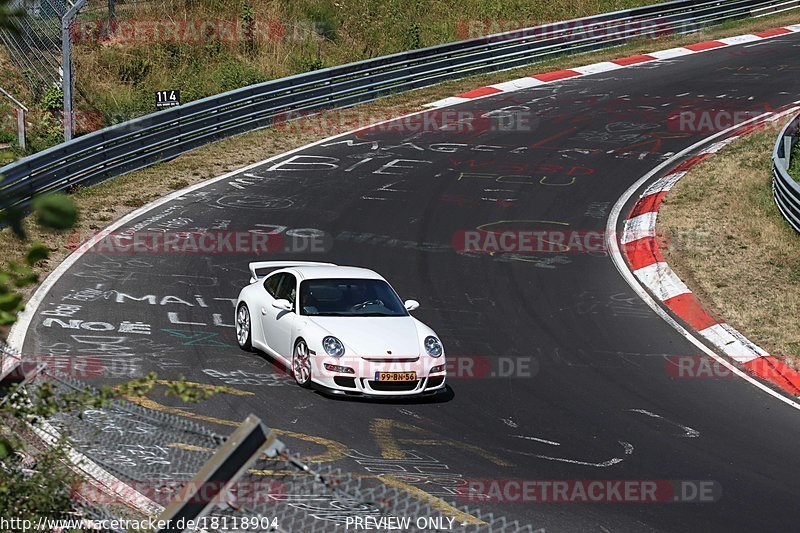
xmin=264 ymin=273 xmax=282 ymax=297
xmin=276 ymin=274 xmax=297 ymax=306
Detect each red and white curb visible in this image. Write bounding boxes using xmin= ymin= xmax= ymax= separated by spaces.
xmin=621 ymin=112 xmax=800 ymax=397
xmin=425 ymin=25 xmax=800 ymax=108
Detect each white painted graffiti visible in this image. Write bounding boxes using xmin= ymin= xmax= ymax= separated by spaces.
xmin=43 ymin=318 xmax=151 ymax=334
xmin=202 ymin=368 xmax=289 ymax=387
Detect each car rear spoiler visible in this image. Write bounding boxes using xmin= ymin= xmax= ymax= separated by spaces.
xmin=248 ymin=261 xmax=336 ymax=282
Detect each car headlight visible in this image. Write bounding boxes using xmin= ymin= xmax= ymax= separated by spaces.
xmin=322 ymin=336 xmax=345 ymax=357
xmin=424 ymin=336 xmax=443 ymax=357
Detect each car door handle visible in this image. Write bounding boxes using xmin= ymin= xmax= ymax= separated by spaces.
xmin=261 ymin=307 xmax=267 ymax=315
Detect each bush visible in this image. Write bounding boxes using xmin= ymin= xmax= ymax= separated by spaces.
xmin=25 ymin=112 xmax=63 ymax=154
xmin=305 ymin=3 xmax=338 ymax=42
xmin=38 ymin=85 xmax=62 ymax=114
xmin=117 ymin=57 xmax=153 ymax=86
xmin=215 ymin=61 xmax=267 ymax=91
xmin=404 ymin=22 xmax=421 ymax=50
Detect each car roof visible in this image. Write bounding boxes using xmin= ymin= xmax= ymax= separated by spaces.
xmin=278 ymin=265 xmax=385 ymax=281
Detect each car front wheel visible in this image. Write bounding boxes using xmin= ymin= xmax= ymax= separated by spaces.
xmin=292 ymin=339 xmax=312 ymax=388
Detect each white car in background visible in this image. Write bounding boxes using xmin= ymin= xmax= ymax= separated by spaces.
xmin=235 ymin=261 xmax=447 ymax=397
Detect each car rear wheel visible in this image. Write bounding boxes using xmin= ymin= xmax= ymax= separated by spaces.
xmin=236 ymin=303 xmax=252 ymax=351
xmin=292 ymin=339 xmax=312 ymax=388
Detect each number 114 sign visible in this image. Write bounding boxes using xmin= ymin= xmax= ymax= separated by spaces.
xmin=156 ymin=90 xmax=180 ymax=108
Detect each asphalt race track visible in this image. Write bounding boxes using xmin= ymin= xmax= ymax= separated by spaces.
xmin=21 ymin=33 xmax=800 ymax=531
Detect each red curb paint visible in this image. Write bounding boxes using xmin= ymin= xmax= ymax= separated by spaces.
xmin=611 ymin=54 xmax=657 ymax=66
xmin=531 ymin=69 xmax=581 ymax=82
xmin=672 ymin=154 xmax=712 ymax=173
xmin=744 ymin=356 xmax=800 ymax=396
xmin=684 ymin=41 xmax=726 ymax=52
xmin=457 ymin=86 xmax=503 ymax=99
xmin=663 ymin=293 xmax=718 ymax=331
xmin=629 ymin=191 xmax=668 ymax=219
xmin=731 ymin=122 xmax=767 ymax=137
xmin=755 ymin=28 xmax=792 ymax=38
xmin=622 ymin=105 xmax=800 ymax=399
xmin=624 ymin=236 xmax=663 ymax=271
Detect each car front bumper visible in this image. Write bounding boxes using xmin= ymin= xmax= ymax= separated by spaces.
xmin=310 ymin=356 xmax=446 ymax=397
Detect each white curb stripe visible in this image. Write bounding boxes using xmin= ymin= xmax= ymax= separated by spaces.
xmin=699 ymin=324 xmax=766 ymax=363
xmin=718 ymin=34 xmax=763 ymax=45
xmin=571 ymin=62 xmax=625 ymax=75
xmin=621 ymin=211 xmax=658 ymax=243
xmin=645 ymin=47 xmax=695 ymax=59
xmin=488 ymin=77 xmax=546 ymax=91
xmin=633 ymin=262 xmax=692 ymax=301
xmin=642 ymin=172 xmax=686 ymax=196
xmin=426 ymin=96 xmax=472 ymax=108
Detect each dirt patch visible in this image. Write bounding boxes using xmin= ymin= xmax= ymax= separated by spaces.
xmin=659 ymin=123 xmax=800 ymax=369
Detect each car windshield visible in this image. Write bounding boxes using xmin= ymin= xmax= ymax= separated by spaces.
xmin=299 ymin=278 xmax=408 ymax=317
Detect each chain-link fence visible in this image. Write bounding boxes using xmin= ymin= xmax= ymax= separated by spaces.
xmin=0 ymin=0 xmax=68 ymax=99
xmin=0 ymin=344 xmax=536 ymax=532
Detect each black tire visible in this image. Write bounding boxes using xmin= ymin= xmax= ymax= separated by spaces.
xmin=235 ymin=303 xmax=253 ymax=351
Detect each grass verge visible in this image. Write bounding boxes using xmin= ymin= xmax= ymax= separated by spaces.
xmin=659 ymin=123 xmax=800 ymax=369
xmin=72 ymin=0 xmax=654 ymax=123
xmin=2 ymin=10 xmax=800 ymax=306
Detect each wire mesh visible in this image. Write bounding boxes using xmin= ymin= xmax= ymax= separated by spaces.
xmin=0 ymin=0 xmax=69 ymax=98
xmin=0 ymin=357 xmax=539 ymax=532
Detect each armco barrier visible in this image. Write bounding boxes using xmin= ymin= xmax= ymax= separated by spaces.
xmin=772 ymin=113 xmax=800 ymax=232
xmin=1 ymin=0 xmax=798 ymax=215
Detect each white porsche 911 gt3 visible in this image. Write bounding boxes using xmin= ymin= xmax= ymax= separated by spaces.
xmin=235 ymin=261 xmax=447 ymax=397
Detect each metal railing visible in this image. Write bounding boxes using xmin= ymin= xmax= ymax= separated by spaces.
xmin=1 ymin=0 xmax=798 ymax=215
xmin=772 ymin=113 xmax=800 ymax=232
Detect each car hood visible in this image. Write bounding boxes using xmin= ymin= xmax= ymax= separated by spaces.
xmin=307 ymin=316 xmax=421 ymax=358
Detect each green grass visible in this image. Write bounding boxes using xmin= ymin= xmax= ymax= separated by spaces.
xmin=790 ymin=141 xmax=800 ymax=182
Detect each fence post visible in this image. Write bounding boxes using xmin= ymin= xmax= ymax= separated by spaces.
xmin=155 ymin=414 xmax=284 ymax=532
xmin=61 ymin=0 xmax=87 ymax=142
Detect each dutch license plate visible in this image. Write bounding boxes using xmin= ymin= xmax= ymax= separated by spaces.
xmin=375 ymin=372 xmax=416 ymax=381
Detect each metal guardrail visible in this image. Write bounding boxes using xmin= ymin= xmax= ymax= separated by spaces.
xmin=772 ymin=113 xmax=800 ymax=232
xmin=1 ymin=0 xmax=798 ymax=214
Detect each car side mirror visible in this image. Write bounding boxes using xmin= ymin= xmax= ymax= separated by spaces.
xmin=404 ymin=299 xmax=420 ymax=311
xmin=272 ymin=299 xmax=293 ymax=312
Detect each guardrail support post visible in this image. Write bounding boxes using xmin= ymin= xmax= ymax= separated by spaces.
xmin=155 ymin=414 xmax=284 ymax=532
xmin=0 ymin=87 xmax=28 ymax=152
xmin=15 ymin=108 xmax=25 ymax=151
